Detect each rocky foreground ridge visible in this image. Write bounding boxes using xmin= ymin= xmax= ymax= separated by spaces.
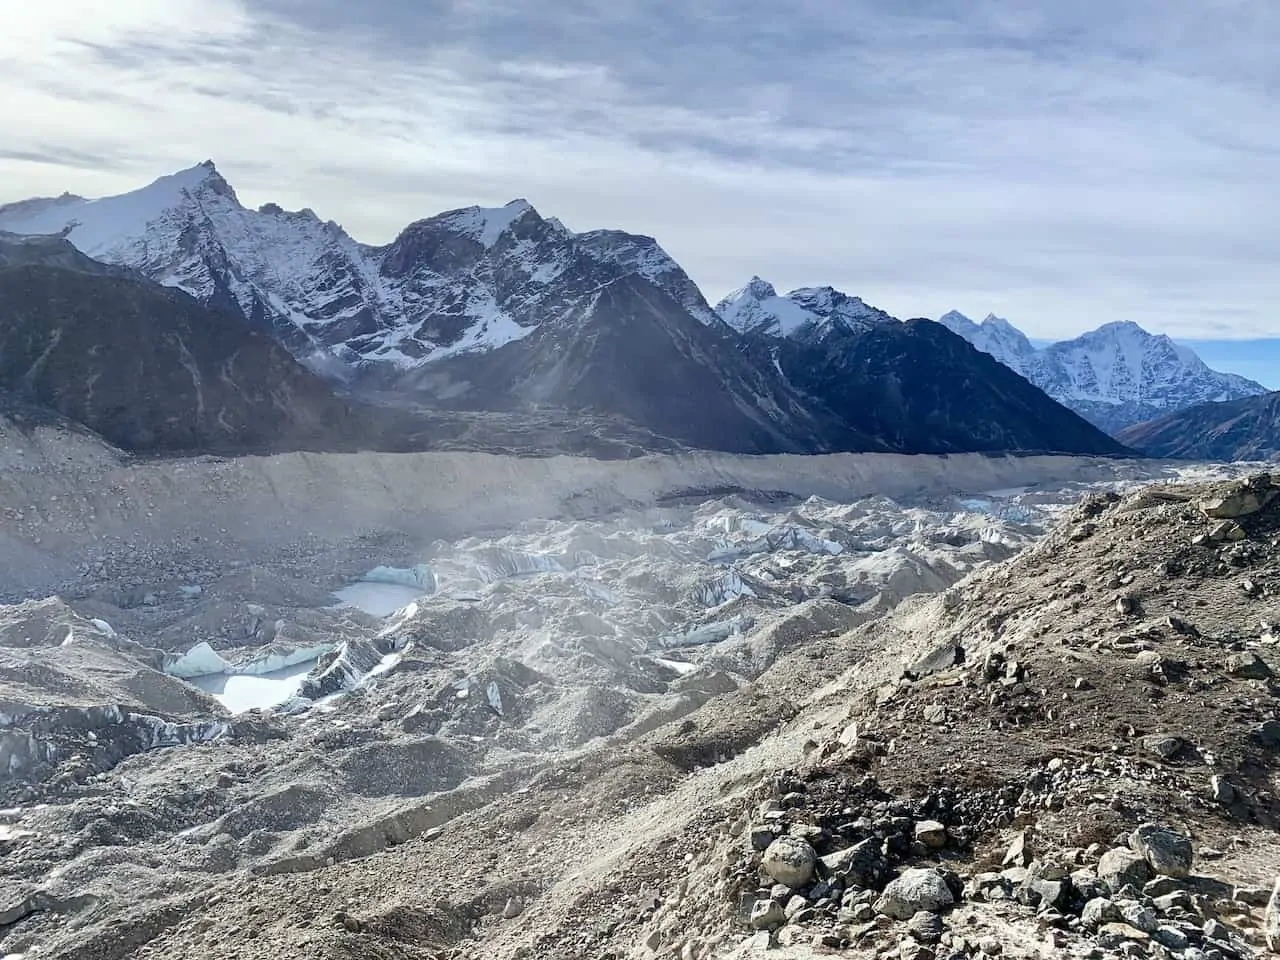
xmin=0 ymin=470 xmax=1278 ymax=959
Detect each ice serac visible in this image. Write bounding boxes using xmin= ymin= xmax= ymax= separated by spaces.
xmin=940 ymin=312 xmax=1269 ymax=434
xmin=716 ymin=277 xmax=894 ymax=338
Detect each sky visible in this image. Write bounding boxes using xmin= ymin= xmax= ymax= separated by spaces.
xmin=2 ymin=0 xmax=1279 ymax=363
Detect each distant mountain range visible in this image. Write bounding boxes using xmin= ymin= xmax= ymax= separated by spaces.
xmin=0 ymin=163 xmax=1130 ymax=458
xmin=1118 ymin=391 xmax=1280 ymax=461
xmin=938 ymin=311 xmax=1268 ymax=434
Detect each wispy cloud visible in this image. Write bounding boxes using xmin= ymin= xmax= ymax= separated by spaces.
xmin=2 ymin=0 xmax=1278 ymax=340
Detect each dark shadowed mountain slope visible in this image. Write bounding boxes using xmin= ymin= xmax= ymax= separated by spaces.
xmin=0 ymin=247 xmax=370 ymax=454
xmin=766 ymin=318 xmax=1132 ymax=456
xmin=1118 ymin=391 xmax=1280 ymax=461
xmin=396 ymin=273 xmax=870 ymax=454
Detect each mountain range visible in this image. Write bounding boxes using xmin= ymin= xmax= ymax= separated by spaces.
xmin=0 ymin=162 xmax=1147 ymax=458
xmin=938 ymin=311 xmax=1268 ymax=434
xmin=1118 ymin=390 xmax=1280 ymax=461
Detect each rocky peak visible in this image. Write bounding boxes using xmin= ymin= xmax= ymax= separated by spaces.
xmin=716 ymin=279 xmax=891 ymax=339
xmin=941 ymin=310 xmax=1269 ymax=433
xmin=576 ymin=230 xmax=720 ymax=326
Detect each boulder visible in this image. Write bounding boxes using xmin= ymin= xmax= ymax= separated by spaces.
xmin=749 ymin=899 xmax=785 ymax=930
xmin=1225 ymin=652 xmax=1272 ymax=680
xmin=874 ymin=868 xmax=955 ymax=920
xmin=1258 ymin=719 xmax=1280 ymax=748
xmin=1081 ymin=898 xmax=1121 ymax=931
xmin=914 ymin=820 xmax=947 ymax=850
xmin=1121 ymin=902 xmax=1159 ymax=934
xmin=1129 ymin=824 xmax=1193 ymax=879
xmin=820 ymin=838 xmax=888 ymax=889
xmin=1019 ymin=875 xmax=1069 ymax=913
xmin=1002 ymin=830 xmax=1032 ymax=868
xmin=1198 ymin=480 xmax=1277 ymax=520
xmin=1098 ymin=848 xmax=1154 ymax=891
xmin=761 ymin=837 xmax=817 ymax=889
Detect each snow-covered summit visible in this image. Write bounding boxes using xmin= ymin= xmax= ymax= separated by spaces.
xmin=939 ymin=310 xmax=1268 ymax=433
xmin=0 ymin=163 xmax=722 ymax=368
xmin=430 ymin=199 xmax=537 ymax=249
xmin=716 ymin=277 xmax=893 ymax=338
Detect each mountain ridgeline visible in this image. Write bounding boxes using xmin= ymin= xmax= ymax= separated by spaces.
xmin=938 ymin=311 xmax=1267 ymax=435
xmin=0 ymin=164 xmax=1130 ymax=458
xmin=1118 ymin=391 xmax=1280 ymax=461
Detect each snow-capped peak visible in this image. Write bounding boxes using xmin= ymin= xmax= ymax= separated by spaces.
xmin=429 ymin=198 xmax=537 ymax=249
xmin=716 ymin=279 xmax=892 ymax=338
xmin=938 ymin=309 xmax=1269 ymax=432
xmin=0 ymin=161 xmax=234 ymax=258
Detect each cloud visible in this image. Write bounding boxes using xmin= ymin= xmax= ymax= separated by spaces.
xmin=1 ymin=0 xmax=1278 ymax=340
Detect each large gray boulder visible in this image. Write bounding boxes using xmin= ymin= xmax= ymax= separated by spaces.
xmin=874 ymin=868 xmax=955 ymax=920
xmin=1098 ymin=848 xmax=1154 ymax=891
xmin=820 ymin=838 xmax=889 ymax=888
xmin=1129 ymin=824 xmax=1193 ymax=879
xmin=760 ymin=837 xmax=817 ymax=889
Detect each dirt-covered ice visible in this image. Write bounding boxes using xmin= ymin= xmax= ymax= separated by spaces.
xmin=0 ymin=426 xmax=1258 ymax=959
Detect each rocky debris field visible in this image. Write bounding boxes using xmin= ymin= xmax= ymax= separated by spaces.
xmin=0 ymin=451 xmax=1277 ymax=960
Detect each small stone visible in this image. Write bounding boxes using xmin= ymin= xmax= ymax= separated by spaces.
xmin=979 ymin=937 xmax=1002 ymax=955
xmin=915 ymin=821 xmax=948 ymax=850
xmin=923 ymin=704 xmax=947 ymax=725
xmin=1209 ymin=776 xmax=1235 ymax=805
xmin=501 ymin=898 xmax=524 ymax=919
xmin=750 ymin=826 xmax=776 ymax=851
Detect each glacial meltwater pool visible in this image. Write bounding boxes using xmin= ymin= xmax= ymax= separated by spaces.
xmin=188 ymin=660 xmax=317 ymax=713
